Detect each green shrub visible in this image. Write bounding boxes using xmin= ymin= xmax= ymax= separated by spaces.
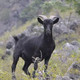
xmin=20 ymin=0 xmax=43 ymax=21
xmin=75 ymin=2 xmax=80 ymax=15
xmin=42 ymin=1 xmax=53 ymax=14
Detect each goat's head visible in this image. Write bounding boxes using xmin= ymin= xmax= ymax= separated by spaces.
xmin=37 ymin=15 xmax=59 ymax=35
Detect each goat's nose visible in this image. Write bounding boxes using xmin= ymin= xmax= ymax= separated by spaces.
xmin=46 ymin=28 xmax=51 ymax=35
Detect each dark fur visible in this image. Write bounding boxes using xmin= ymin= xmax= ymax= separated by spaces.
xmin=12 ymin=16 xmax=59 ymax=79
xmin=13 ymin=33 xmax=26 ymax=44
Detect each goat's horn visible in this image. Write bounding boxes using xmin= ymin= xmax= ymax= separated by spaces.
xmin=49 ymin=16 xmax=56 ymax=19
xmin=38 ymin=15 xmax=47 ymax=20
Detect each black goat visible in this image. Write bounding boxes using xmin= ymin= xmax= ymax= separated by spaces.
xmin=12 ymin=15 xmax=59 ymax=80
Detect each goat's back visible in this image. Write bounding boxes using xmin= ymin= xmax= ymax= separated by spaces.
xmin=14 ymin=34 xmax=43 ymax=59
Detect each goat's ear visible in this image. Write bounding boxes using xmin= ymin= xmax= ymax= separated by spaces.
xmin=37 ymin=17 xmax=43 ymax=24
xmin=53 ymin=17 xmax=59 ymax=24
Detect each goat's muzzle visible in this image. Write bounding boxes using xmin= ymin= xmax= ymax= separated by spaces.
xmin=45 ymin=26 xmax=51 ymax=35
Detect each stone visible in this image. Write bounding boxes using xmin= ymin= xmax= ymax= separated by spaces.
xmin=71 ymin=40 xmax=80 ymax=48
xmin=56 ymin=75 xmax=72 ymax=80
xmin=69 ymin=22 xmax=78 ymax=31
xmin=0 ymin=42 xmax=4 ymax=47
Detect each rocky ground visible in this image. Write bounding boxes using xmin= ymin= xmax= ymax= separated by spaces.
xmin=0 ymin=0 xmax=80 ymax=79
xmin=0 ymin=16 xmax=80 ymax=80
xmin=0 ymin=0 xmax=32 ymax=35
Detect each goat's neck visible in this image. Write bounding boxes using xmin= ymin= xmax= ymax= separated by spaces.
xmin=43 ymin=32 xmax=53 ymax=42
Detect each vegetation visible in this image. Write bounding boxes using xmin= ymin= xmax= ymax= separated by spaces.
xmin=0 ymin=23 xmax=80 ymax=80
xmin=20 ymin=0 xmax=44 ymax=21
xmin=0 ymin=36 xmax=80 ymax=80
xmin=0 ymin=0 xmax=80 ymax=80
xmin=20 ymin=0 xmax=80 ymax=21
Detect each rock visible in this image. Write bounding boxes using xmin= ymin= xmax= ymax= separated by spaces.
xmin=52 ymin=21 xmax=75 ymax=38
xmin=73 ymin=63 xmax=80 ymax=70
xmin=6 ymin=36 xmax=15 ymax=49
xmin=53 ymin=25 xmax=63 ymax=34
xmin=55 ymin=41 xmax=80 ymax=63
xmin=24 ymin=25 xmax=43 ymax=36
xmin=61 ymin=42 xmax=80 ymax=62
xmin=56 ymin=75 xmax=72 ymax=80
xmin=23 ymin=25 xmax=43 ymax=36
xmin=69 ymin=22 xmax=78 ymax=31
xmin=58 ymin=38 xmax=68 ymax=43
xmin=63 ymin=42 xmax=80 ymax=53
xmin=33 ymin=26 xmax=43 ymax=33
xmin=65 ymin=62 xmax=80 ymax=80
xmin=1 ymin=36 xmax=15 ymax=60
xmin=5 ymin=49 xmax=12 ymax=55
xmin=0 ymin=42 xmax=4 ymax=47
xmin=69 ymin=74 xmax=80 ymax=80
xmin=53 ymin=23 xmax=69 ymax=37
xmin=62 ymin=76 xmax=72 ymax=80
xmin=66 ymin=62 xmax=77 ymax=73
xmin=6 ymin=41 xmax=14 ymax=49
xmin=1 ymin=49 xmax=13 ymax=60
xmin=56 ymin=75 xmax=62 ymax=80
xmin=71 ymin=40 xmax=80 ymax=48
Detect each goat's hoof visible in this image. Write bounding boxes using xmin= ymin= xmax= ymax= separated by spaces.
xmin=27 ymin=72 xmax=31 ymax=76
xmin=32 ymin=74 xmax=36 ymax=78
xmin=32 ymin=75 xmax=36 ymax=78
xmin=24 ymin=70 xmax=31 ymax=76
xmin=12 ymin=75 xmax=16 ymax=80
xmin=45 ymin=74 xmax=50 ymax=80
xmin=28 ymin=73 xmax=31 ymax=78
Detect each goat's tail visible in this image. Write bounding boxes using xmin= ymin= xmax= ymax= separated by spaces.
xmin=13 ymin=36 xmax=19 ymax=44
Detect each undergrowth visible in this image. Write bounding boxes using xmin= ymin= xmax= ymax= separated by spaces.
xmin=0 ymin=15 xmax=80 ymax=80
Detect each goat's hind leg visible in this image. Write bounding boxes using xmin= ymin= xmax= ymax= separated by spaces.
xmin=12 ymin=54 xmax=19 ymax=80
xmin=22 ymin=61 xmax=31 ymax=76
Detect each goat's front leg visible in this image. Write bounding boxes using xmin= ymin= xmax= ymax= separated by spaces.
xmin=44 ymin=56 xmax=51 ymax=77
xmin=32 ymin=60 xmax=38 ymax=78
